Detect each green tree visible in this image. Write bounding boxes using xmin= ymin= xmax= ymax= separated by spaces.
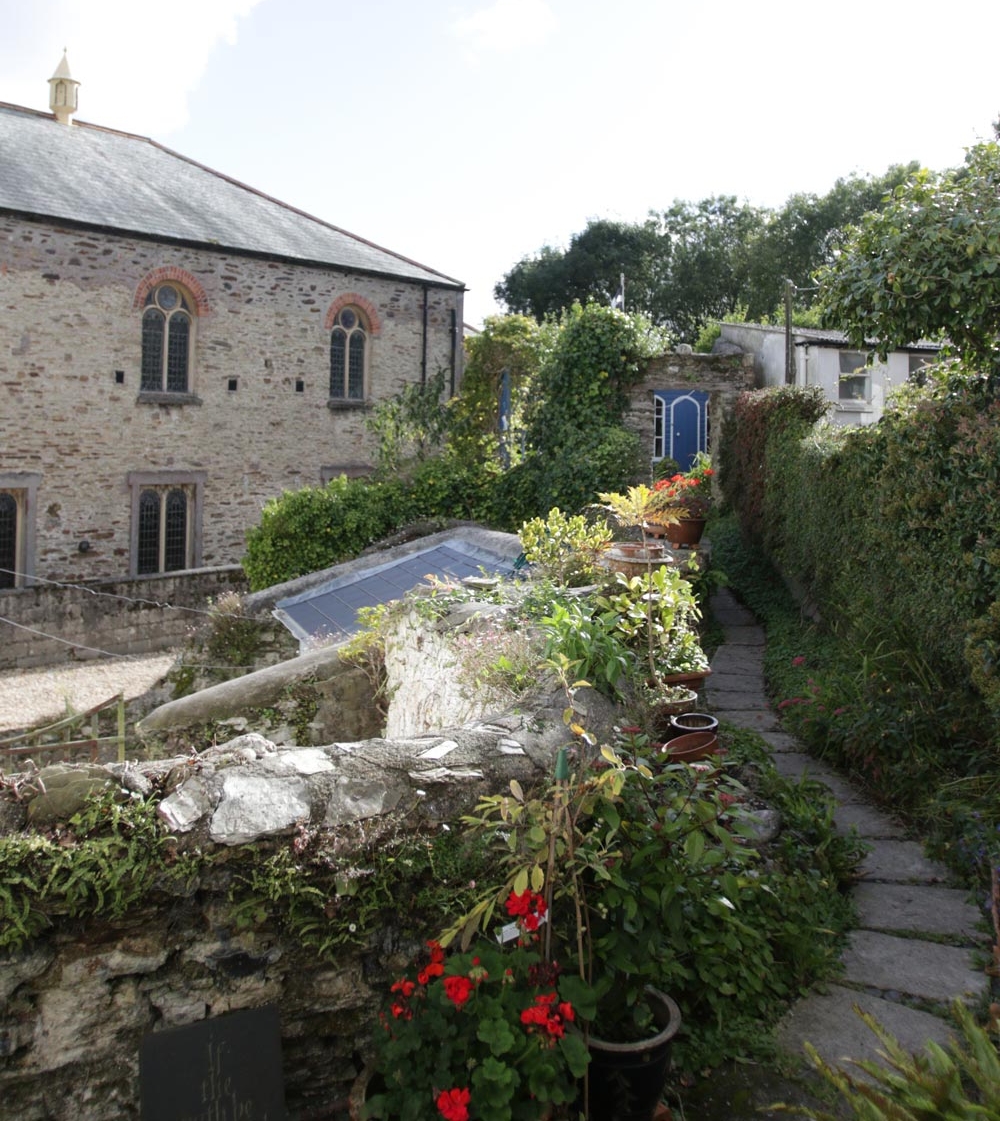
xmin=746 ymin=163 xmax=920 ymax=321
xmin=494 ymin=220 xmax=663 ymax=321
xmin=494 ymin=168 xmax=921 ymax=343
xmin=818 ymin=143 xmax=1000 ymax=375
xmin=649 ymin=195 xmax=764 ymax=339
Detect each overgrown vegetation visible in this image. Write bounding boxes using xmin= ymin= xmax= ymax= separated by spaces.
xmin=713 ymin=400 xmax=1000 ymax=892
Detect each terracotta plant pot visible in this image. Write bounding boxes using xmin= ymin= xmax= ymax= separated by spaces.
xmin=667 ymin=517 xmax=706 ymax=547
xmin=662 ymin=730 xmax=719 ymax=762
xmin=658 ymin=669 xmax=711 ymax=690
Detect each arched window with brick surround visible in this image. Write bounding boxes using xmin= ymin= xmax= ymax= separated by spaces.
xmin=329 ymin=306 xmax=368 ymax=401
xmin=134 ymin=269 xmax=209 ymax=400
xmin=141 ymin=283 xmax=194 ymax=393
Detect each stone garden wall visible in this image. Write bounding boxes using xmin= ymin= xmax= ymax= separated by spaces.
xmin=0 ymin=567 xmax=247 ymax=671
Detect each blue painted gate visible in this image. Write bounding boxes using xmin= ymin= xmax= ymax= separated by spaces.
xmin=652 ymin=390 xmax=709 ymax=471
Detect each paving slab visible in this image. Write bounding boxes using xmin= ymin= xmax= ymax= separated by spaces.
xmin=720 ymin=625 xmax=766 ymax=646
xmin=768 ymin=752 xmax=832 ymax=781
xmin=841 ymin=930 xmax=988 ymax=1003
xmin=713 ymin=708 xmax=782 ymax=732
xmin=833 ymin=802 xmax=906 ymax=838
xmin=776 ymin=986 xmax=957 ymax=1071
xmin=853 ymin=882 xmax=983 ymax=941
xmin=707 ymin=675 xmax=771 ymax=696
xmin=858 ymin=840 xmax=957 ymax=885
xmin=709 ymin=647 xmax=765 ymax=675
xmin=706 ymin=687 xmax=770 ymax=707
xmin=755 ymin=730 xmax=802 ymax=753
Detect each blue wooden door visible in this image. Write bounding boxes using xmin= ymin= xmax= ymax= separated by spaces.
xmin=653 ymin=391 xmax=709 ymax=471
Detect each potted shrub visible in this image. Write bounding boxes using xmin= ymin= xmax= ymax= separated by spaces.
xmin=648 ymin=453 xmax=715 ymax=546
xmin=446 ymin=680 xmax=755 ymax=1120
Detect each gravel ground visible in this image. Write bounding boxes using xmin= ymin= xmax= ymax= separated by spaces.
xmin=0 ymin=651 xmax=179 ymax=733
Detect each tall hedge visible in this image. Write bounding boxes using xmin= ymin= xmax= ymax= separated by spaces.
xmin=720 ymin=375 xmax=1000 ymax=727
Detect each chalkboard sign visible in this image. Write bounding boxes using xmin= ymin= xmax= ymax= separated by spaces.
xmin=140 ymin=1005 xmax=286 ymax=1120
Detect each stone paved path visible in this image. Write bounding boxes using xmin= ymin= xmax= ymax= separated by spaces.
xmin=683 ymin=587 xmax=991 ymax=1117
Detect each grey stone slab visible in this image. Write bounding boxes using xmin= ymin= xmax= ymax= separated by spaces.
xmin=713 ymin=609 xmax=760 ymax=628
xmin=776 ymin=986 xmax=958 ymax=1072
xmin=721 ymin=625 xmax=766 ymax=646
xmin=842 ymin=930 xmax=988 ymax=1003
xmin=756 ymin=730 xmax=802 ymax=753
xmin=706 ymin=688 xmax=771 ymax=709
xmin=709 ymin=647 xmax=765 ymax=675
xmin=715 ymin=708 xmax=783 ymax=732
xmin=707 ymin=670 xmax=766 ymax=689
xmin=792 ymin=768 xmax=867 ymax=804
xmin=833 ymin=802 xmax=906 ymax=838
xmin=858 ymin=840 xmax=957 ymax=885
xmin=769 ymin=752 xmax=835 ymax=782
xmin=853 ymin=883 xmax=984 ymax=941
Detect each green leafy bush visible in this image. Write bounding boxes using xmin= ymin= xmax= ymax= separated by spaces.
xmin=518 ymin=508 xmax=612 ymax=587
xmin=242 ymin=475 xmax=408 ymax=590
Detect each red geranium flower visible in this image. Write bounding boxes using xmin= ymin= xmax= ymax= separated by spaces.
xmin=436 ymin=1086 xmax=471 ymax=1121
xmin=443 ymin=975 xmax=474 ymax=1007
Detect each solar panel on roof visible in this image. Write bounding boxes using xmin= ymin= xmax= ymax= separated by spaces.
xmin=273 ymin=540 xmax=518 ymax=647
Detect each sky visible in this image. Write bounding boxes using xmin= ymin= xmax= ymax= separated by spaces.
xmin=2 ymin=0 xmax=999 ymax=327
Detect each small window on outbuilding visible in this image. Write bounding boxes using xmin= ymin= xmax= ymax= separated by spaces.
xmin=838 ymin=351 xmax=870 ymax=402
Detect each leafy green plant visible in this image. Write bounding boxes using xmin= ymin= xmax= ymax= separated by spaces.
xmin=242 ymin=475 xmax=409 ymax=590
xmin=518 ymin=507 xmax=613 ymax=587
xmin=0 ymin=790 xmax=174 ymax=950
xmin=365 ymin=368 xmax=452 ymax=477
xmin=537 ymin=597 xmax=633 ymax=699
xmin=203 ymin=591 xmax=263 ymax=667
xmin=593 ymin=565 xmax=705 ymax=683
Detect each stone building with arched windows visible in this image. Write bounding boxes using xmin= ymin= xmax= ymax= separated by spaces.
xmin=0 ymin=58 xmax=465 ymax=589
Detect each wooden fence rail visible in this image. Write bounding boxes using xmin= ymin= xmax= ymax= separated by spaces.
xmin=0 ymin=693 xmax=126 ymax=765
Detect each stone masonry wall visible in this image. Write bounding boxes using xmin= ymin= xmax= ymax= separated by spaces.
xmin=0 ymin=215 xmax=463 ymax=583
xmin=0 ymin=566 xmax=247 ymax=670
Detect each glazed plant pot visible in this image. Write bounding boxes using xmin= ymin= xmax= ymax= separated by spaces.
xmin=667 ymin=713 xmax=719 ymax=737
xmin=662 ymin=730 xmax=719 ymax=762
xmin=584 ymin=990 xmax=682 ymax=1121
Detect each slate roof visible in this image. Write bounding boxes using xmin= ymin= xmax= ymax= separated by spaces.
xmin=0 ymin=102 xmax=463 ymax=289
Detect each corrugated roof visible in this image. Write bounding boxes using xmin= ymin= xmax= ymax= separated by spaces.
xmin=0 ymin=102 xmax=463 ymax=289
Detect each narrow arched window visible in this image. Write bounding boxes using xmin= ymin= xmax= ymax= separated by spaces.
xmin=0 ymin=493 xmax=18 ymax=590
xmin=141 ymin=283 xmax=193 ymax=393
xmin=329 ymin=307 xmax=367 ymax=400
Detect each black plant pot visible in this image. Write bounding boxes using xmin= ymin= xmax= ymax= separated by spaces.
xmin=581 ymin=990 xmax=681 ymax=1121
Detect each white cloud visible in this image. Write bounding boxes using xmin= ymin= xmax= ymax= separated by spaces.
xmin=0 ymin=0 xmax=265 ymax=136
xmin=449 ymin=0 xmax=557 ymax=61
